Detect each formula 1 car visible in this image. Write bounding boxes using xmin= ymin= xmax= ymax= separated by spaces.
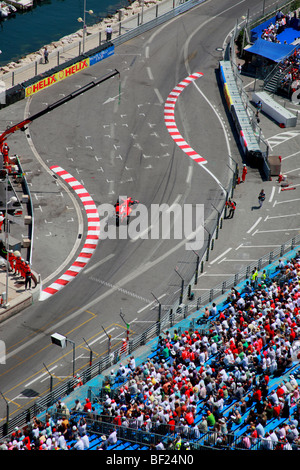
xmin=114 ymin=197 xmax=139 ymax=226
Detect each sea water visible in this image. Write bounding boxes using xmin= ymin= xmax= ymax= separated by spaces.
xmin=0 ymin=0 xmax=128 ymax=66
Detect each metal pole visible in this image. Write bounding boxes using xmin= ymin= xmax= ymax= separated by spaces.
xmin=83 ymin=0 xmax=86 ymax=54
xmin=43 ymin=363 xmax=54 ymax=393
xmin=120 ymin=309 xmax=130 ymax=342
xmin=4 ymin=172 xmax=9 ymax=308
xmin=174 ymin=268 xmax=184 ymax=305
xmin=141 ymin=0 xmax=144 ymax=24
xmin=102 ymin=325 xmax=111 ymax=355
xmin=151 ymin=292 xmax=161 ymax=324
xmin=83 ymin=338 xmax=93 ymax=366
xmin=66 ymin=339 xmax=76 ymax=378
xmin=0 ymin=391 xmax=9 ymax=436
xmin=193 ymin=250 xmax=200 ymax=285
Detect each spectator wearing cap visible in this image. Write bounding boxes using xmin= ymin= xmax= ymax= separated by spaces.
xmin=98 ymin=435 xmax=108 ymax=450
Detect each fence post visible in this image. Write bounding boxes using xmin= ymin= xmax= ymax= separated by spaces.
xmin=156 ymin=320 xmax=161 ymax=337
xmin=222 ymin=281 xmax=226 ymax=294
xmin=194 ymin=252 xmax=200 ymax=285
xmin=258 ymin=257 xmax=262 ymax=271
xmin=291 ymin=238 xmax=295 ymax=250
xmin=269 ymin=251 xmax=273 ymax=264
xmin=169 ymin=308 xmax=173 ymax=327
xmin=206 ymin=233 xmax=211 ymax=261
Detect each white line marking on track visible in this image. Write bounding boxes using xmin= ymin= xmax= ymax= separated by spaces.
xmin=266 ymin=213 xmax=300 ymax=220
xmin=83 ymin=254 xmax=115 ymax=274
xmin=268 ymin=186 xmax=276 ymax=203
xmin=186 ymin=165 xmax=193 ymax=184
xmin=209 ymin=247 xmax=232 ymax=265
xmin=154 ymin=88 xmax=164 ymax=104
xmin=24 ymin=366 xmax=58 ymax=388
xmin=247 ymin=217 xmax=262 ymax=234
xmin=256 ymin=228 xmax=300 ymax=233
xmin=130 ymin=225 xmax=153 ymax=242
xmin=284 ymin=167 xmax=300 ymax=174
xmin=88 ymin=328 xmax=116 ymax=347
xmin=137 ymin=293 xmax=167 ymax=313
xmin=221 ymin=259 xmax=258 ymax=262
xmin=282 ymin=150 xmax=300 ymax=161
xmin=275 ymin=198 xmax=300 ymax=205
xmin=147 ymin=66 xmax=154 ymax=80
xmin=236 ymin=244 xmax=281 ymax=249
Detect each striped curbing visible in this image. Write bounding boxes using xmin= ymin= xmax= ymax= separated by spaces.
xmin=39 ymin=165 xmax=100 ymax=301
xmin=164 ymin=72 xmax=207 ymax=165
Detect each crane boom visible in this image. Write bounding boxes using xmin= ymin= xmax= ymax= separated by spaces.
xmin=0 ymin=69 xmax=120 ymax=149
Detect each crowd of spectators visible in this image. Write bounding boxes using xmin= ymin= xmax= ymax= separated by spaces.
xmin=257 ymin=10 xmax=300 ymax=95
xmin=92 ymin=251 xmax=300 ymax=450
xmin=277 ymin=47 xmax=300 ymax=95
xmin=1 ymin=252 xmax=300 ymax=450
xmin=260 ymin=10 xmax=291 ymax=43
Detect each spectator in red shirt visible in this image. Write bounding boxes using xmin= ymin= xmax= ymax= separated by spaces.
xmin=273 ymin=403 xmax=281 ymax=418
xmin=276 ymin=383 xmax=285 ymax=399
xmin=83 ymin=398 xmax=92 ymax=412
xmin=253 ymin=387 xmax=262 ymax=403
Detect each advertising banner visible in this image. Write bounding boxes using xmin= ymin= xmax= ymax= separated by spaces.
xmin=25 ymin=58 xmax=89 ymax=97
xmin=89 ymin=45 xmax=114 ymax=66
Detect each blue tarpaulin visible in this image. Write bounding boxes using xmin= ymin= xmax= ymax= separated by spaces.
xmin=250 ymin=15 xmax=276 ymax=42
xmin=246 ymin=38 xmax=297 ymax=62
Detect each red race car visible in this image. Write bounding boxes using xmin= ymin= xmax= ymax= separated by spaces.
xmin=114 ymin=197 xmax=139 ymax=225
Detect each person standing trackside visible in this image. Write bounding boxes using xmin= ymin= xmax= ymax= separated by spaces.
xmin=258 ymin=189 xmax=265 ymax=208
xmin=106 ymin=25 xmax=112 ymax=41
xmin=44 ymin=47 xmax=49 ymax=64
xmin=228 ymin=199 xmax=236 ymax=219
xmin=257 ymin=100 xmax=262 ymax=112
xmin=25 ymin=262 xmax=32 ymax=290
xmin=242 ymin=164 xmax=247 ymax=182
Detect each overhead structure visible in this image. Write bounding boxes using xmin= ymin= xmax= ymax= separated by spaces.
xmin=245 ymin=38 xmax=297 ymax=63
